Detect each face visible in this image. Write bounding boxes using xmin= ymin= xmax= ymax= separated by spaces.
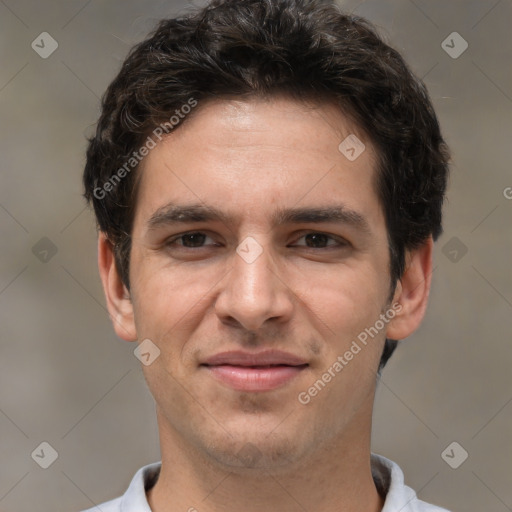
xmin=102 ymin=96 xmax=425 ymax=473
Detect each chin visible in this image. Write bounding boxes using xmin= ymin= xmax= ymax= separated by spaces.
xmin=200 ymin=425 xmax=312 ymax=475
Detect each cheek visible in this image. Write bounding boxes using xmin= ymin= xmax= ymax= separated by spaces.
xmin=129 ymin=257 xmax=219 ymax=343
xmin=299 ymin=263 xmax=388 ymax=338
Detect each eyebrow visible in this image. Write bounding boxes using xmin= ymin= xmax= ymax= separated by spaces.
xmin=147 ymin=202 xmax=371 ymax=234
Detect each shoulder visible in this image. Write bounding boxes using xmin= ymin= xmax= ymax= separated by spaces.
xmin=371 ymin=453 xmax=452 ymax=512
xmin=80 ymin=496 xmax=122 ymax=512
xmin=409 ymin=497 xmax=452 ymax=512
xmin=79 ymin=461 xmax=161 ymax=512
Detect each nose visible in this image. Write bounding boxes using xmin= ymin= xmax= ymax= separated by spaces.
xmin=214 ymin=238 xmax=294 ymax=332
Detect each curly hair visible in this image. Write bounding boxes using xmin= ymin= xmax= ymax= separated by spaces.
xmin=83 ymin=0 xmax=450 ymax=371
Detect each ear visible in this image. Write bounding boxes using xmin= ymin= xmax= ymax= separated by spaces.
xmin=386 ymin=236 xmax=433 ymax=340
xmin=98 ymin=232 xmax=137 ymax=342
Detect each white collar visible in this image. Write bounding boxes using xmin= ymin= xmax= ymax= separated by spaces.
xmin=83 ymin=452 xmax=450 ymax=512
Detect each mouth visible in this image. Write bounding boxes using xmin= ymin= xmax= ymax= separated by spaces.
xmin=200 ymin=350 xmax=309 ymax=392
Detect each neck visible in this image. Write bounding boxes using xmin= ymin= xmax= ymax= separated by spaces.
xmin=147 ymin=405 xmax=384 ymax=512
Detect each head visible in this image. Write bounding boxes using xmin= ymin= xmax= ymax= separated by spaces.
xmin=84 ymin=0 xmax=449 ymax=471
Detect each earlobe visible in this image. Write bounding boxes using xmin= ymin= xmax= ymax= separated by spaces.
xmin=98 ymin=232 xmax=137 ymax=342
xmin=386 ymin=237 xmax=434 ymax=341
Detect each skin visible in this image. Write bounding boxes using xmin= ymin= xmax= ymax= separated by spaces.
xmin=98 ymin=96 xmax=433 ymax=512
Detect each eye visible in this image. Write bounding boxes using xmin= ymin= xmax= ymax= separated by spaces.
xmin=291 ymin=232 xmax=348 ymax=249
xmin=166 ymin=231 xmax=218 ymax=248
xmin=164 ymin=231 xmax=348 ymax=251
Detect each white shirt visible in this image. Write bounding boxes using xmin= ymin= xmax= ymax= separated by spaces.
xmin=82 ymin=453 xmax=451 ymax=512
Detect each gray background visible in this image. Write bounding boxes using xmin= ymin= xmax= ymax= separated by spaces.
xmin=0 ymin=0 xmax=511 ymax=511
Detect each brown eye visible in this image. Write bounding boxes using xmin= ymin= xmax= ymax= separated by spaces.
xmin=292 ymin=232 xmax=347 ymax=249
xmin=179 ymin=232 xmax=207 ymax=247
xmin=304 ymin=233 xmax=330 ymax=248
xmin=167 ymin=232 xmax=216 ymax=248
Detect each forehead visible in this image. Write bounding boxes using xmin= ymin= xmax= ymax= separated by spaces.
xmin=170 ymin=95 xmax=371 ymax=160
xmin=134 ymin=96 xmax=382 ymax=229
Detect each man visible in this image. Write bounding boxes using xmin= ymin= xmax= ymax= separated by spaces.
xmin=82 ymin=0 xmax=451 ymax=510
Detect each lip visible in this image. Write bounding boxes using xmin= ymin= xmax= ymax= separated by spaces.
xmin=203 ymin=350 xmax=308 ymax=367
xmin=201 ymin=350 xmax=309 ymax=392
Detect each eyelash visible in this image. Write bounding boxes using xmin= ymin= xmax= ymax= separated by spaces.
xmin=165 ymin=231 xmax=349 ymax=250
